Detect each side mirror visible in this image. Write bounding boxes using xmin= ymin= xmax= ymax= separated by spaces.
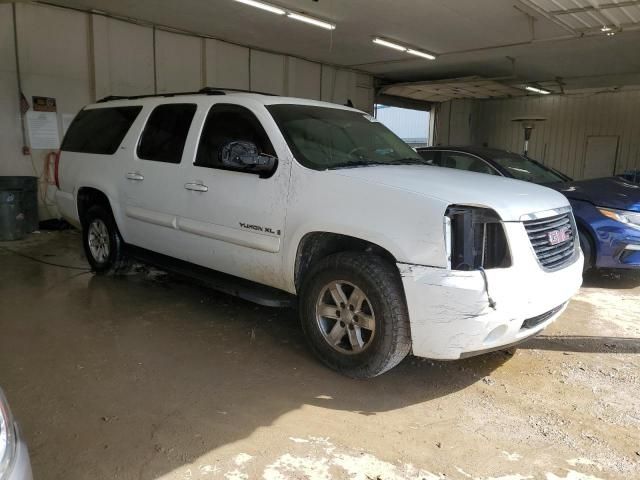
xmin=220 ymin=141 xmax=277 ymax=178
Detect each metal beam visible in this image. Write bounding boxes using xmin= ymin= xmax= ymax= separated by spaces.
xmin=549 ymin=1 xmax=640 ymax=16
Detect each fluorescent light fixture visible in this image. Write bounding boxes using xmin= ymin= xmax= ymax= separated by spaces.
xmin=601 ymin=26 xmax=612 ymax=32
xmin=233 ymin=0 xmax=285 ymax=15
xmin=373 ymin=37 xmax=407 ymax=52
xmin=524 ymin=85 xmax=551 ymax=95
xmin=407 ymin=48 xmax=436 ymax=60
xmin=287 ymin=12 xmax=335 ymax=30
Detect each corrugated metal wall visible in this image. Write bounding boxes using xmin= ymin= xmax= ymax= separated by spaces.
xmin=472 ymin=91 xmax=640 ymax=179
xmin=1 ymin=2 xmax=375 ymax=218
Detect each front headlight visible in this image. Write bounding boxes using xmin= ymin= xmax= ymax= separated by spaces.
xmin=445 ymin=205 xmax=511 ymax=270
xmin=0 ymin=388 xmax=17 ymax=479
xmin=597 ymin=207 xmax=640 ymax=230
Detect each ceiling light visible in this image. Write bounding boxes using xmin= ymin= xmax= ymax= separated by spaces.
xmin=287 ymin=12 xmax=335 ymax=30
xmin=524 ymin=85 xmax=551 ymax=95
xmin=372 ymin=37 xmax=407 ymax=52
xmin=407 ymin=49 xmax=436 ymax=60
xmin=606 ymin=31 xmax=616 ymax=36
xmin=601 ymin=26 xmax=612 ymax=32
xmin=233 ymin=0 xmax=285 ymax=15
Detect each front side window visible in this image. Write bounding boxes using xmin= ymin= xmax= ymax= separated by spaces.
xmin=266 ymin=104 xmax=423 ymax=170
xmin=195 ymin=104 xmax=275 ymax=170
xmin=417 ymin=150 xmax=439 ymax=165
xmin=137 ymin=103 xmax=197 ymax=163
xmin=489 ymin=153 xmax=567 ymax=184
xmin=439 ymin=152 xmax=499 ymax=176
xmin=61 ymin=106 xmax=142 ymax=155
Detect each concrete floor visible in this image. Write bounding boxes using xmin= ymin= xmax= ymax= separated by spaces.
xmin=1 ymin=230 xmax=639 ymax=480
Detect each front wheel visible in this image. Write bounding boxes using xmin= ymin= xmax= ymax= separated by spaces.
xmin=578 ymin=229 xmax=594 ymax=273
xmin=82 ymin=205 xmax=129 ymax=275
xmin=299 ymin=252 xmax=411 ymax=378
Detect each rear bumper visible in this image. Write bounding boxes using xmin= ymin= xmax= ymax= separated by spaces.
xmin=398 ymin=250 xmax=583 ymax=360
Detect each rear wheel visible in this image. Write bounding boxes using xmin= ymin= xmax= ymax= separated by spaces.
xmin=82 ymin=205 xmax=129 ymax=275
xmin=299 ymin=252 xmax=411 ymax=378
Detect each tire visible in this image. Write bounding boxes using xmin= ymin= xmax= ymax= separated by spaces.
xmin=82 ymin=204 xmax=129 ymax=275
xmin=578 ymin=228 xmax=594 ymax=273
xmin=299 ymin=252 xmax=411 ymax=378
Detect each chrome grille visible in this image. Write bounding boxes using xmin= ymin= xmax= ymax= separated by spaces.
xmin=523 ymin=211 xmax=577 ymax=270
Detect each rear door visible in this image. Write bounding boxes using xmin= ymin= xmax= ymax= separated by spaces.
xmin=121 ymin=103 xmax=197 ymax=260
xmin=173 ymin=101 xmax=291 ymax=289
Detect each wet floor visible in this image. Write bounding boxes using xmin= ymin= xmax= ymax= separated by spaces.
xmin=1 ymin=230 xmax=639 ymax=480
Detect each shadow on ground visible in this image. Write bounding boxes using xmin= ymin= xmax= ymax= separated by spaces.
xmin=520 ymin=335 xmax=640 ymax=354
xmin=581 ymin=268 xmax=640 ymax=289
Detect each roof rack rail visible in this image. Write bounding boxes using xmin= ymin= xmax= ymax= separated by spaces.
xmin=199 ymin=86 xmax=279 ymax=96
xmin=96 ymin=87 xmax=278 ymax=103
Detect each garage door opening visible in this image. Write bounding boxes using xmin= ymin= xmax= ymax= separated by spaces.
xmin=374 ymin=104 xmax=430 ymax=148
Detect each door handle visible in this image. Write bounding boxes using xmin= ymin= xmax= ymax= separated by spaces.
xmin=184 ymin=182 xmax=208 ymax=192
xmin=126 ymin=172 xmax=144 ymax=181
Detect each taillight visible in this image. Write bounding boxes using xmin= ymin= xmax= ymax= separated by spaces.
xmin=54 ymin=150 xmax=61 ymax=188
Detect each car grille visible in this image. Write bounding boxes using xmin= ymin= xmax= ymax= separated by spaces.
xmin=523 ymin=211 xmax=577 ymax=270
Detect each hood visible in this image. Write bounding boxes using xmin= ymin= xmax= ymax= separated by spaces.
xmin=331 ymin=165 xmax=570 ymax=221
xmin=547 ymin=177 xmax=640 ymax=213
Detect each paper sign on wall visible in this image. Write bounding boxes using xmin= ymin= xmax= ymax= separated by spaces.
xmin=26 ymin=111 xmax=60 ymax=149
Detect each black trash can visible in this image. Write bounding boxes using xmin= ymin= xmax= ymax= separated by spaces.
xmin=0 ymin=176 xmax=38 ymax=233
xmin=0 ymin=189 xmax=26 ymax=241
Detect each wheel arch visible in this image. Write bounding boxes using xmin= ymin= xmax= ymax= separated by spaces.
xmin=77 ymin=187 xmax=115 ymax=226
xmin=293 ymin=231 xmax=398 ymax=293
xmin=575 ymin=219 xmax=597 ymax=268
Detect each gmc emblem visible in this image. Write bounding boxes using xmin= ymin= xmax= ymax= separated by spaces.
xmin=548 ymin=227 xmax=570 ymax=245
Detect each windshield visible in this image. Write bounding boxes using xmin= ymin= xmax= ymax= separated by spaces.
xmin=489 ymin=152 xmax=566 ymax=184
xmin=266 ymin=104 xmax=423 ymax=170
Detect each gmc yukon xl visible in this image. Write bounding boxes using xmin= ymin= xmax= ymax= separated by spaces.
xmin=55 ymin=89 xmax=584 ymax=377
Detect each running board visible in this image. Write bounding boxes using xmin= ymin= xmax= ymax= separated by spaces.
xmin=126 ymin=245 xmax=295 ymax=308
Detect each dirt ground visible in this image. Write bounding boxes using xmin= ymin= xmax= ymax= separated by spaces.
xmin=1 ymin=230 xmax=638 ymax=480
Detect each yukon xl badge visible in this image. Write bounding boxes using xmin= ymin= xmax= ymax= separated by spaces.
xmin=547 ymin=227 xmax=570 ymax=245
xmin=239 ymin=222 xmax=281 ymax=236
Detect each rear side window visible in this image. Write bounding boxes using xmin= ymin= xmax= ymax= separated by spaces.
xmin=138 ymin=104 xmax=197 ymax=163
xmin=61 ymin=106 xmax=142 ymax=155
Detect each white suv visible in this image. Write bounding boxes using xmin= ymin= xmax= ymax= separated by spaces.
xmin=55 ymin=89 xmax=583 ymax=377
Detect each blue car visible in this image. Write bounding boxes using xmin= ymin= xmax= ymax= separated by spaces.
xmin=417 ymin=146 xmax=640 ymax=272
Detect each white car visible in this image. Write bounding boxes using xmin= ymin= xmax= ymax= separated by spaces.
xmin=0 ymin=389 xmax=32 ymax=480
xmin=54 ymin=89 xmax=583 ymax=377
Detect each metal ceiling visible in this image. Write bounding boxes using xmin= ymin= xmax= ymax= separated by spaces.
xmin=523 ymin=0 xmax=640 ymax=34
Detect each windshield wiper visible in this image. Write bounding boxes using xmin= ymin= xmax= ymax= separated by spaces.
xmin=327 ymin=158 xmax=433 ymax=170
xmin=386 ymin=158 xmax=433 ymax=166
xmin=327 ymin=160 xmax=389 ymax=170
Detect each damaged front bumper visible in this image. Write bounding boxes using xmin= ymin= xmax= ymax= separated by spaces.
xmin=398 ymin=250 xmax=584 ymax=360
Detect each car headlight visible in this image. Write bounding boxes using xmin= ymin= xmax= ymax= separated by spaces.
xmin=445 ymin=205 xmax=511 ymax=270
xmin=597 ymin=207 xmax=640 ymax=230
xmin=0 ymin=389 xmax=17 ymax=479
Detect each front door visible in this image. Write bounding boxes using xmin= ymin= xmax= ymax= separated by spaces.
xmin=174 ymin=102 xmax=291 ymax=289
